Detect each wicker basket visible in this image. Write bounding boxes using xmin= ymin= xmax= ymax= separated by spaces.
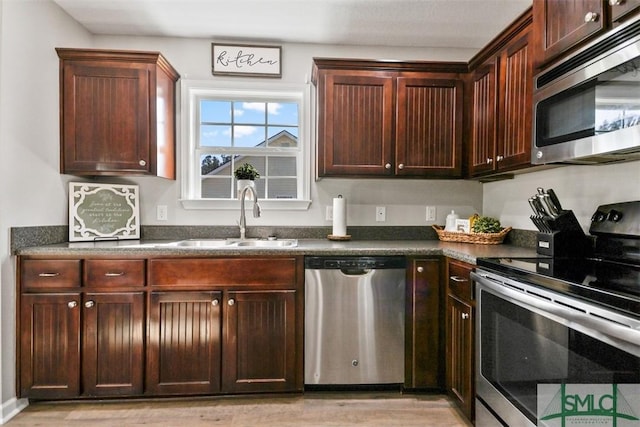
xmin=432 ymin=225 xmax=512 ymax=245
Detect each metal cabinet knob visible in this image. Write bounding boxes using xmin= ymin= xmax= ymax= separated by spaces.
xmin=417 ymin=266 xmax=424 ymax=273
xmin=398 ymin=163 xmax=405 ymax=170
xmin=212 ymin=299 xmax=219 ymax=306
xmin=68 ymin=301 xmax=78 ymax=308
xmin=84 ymin=301 xmax=95 ymax=308
xmin=385 ymin=163 xmax=392 ymax=170
xmin=609 ymin=0 xmax=623 ymax=5
xmin=139 ymin=159 xmax=147 ymax=166
xmin=228 ymin=299 xmax=235 ymax=306
xmin=496 ymin=155 xmax=504 ymax=162
xmin=584 ymin=11 xmax=599 ymax=22
xmin=462 ymin=313 xmax=469 ymax=320
xmin=486 ymin=158 xmax=493 ymax=164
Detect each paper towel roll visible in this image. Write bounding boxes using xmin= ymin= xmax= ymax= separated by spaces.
xmin=332 ymin=196 xmax=347 ymax=236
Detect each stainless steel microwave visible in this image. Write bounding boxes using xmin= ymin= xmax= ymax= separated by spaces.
xmin=532 ymin=19 xmax=640 ymax=165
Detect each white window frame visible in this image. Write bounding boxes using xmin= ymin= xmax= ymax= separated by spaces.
xmin=179 ymin=80 xmax=312 ymax=210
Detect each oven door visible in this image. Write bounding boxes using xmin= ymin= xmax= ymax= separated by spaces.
xmin=472 ymin=270 xmax=640 ymax=427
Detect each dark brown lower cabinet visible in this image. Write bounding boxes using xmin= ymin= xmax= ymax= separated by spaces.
xmin=20 ymin=293 xmax=81 ymax=399
xmin=405 ymin=257 xmax=442 ymax=389
xmin=82 ymin=292 xmax=145 ymax=396
xmin=446 ymin=258 xmax=475 ymax=422
xmin=222 ymin=290 xmax=298 ymax=393
xmin=146 ymin=291 xmax=222 ymax=395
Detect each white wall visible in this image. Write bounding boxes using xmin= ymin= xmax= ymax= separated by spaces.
xmin=483 ymin=161 xmax=640 ymax=232
xmin=0 ymin=0 xmax=93 ymax=422
xmin=89 ymin=35 xmax=484 ymax=227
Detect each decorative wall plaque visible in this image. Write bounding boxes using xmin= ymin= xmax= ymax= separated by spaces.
xmin=69 ymin=182 xmax=140 ymax=241
xmin=212 ymin=43 xmax=282 ymax=77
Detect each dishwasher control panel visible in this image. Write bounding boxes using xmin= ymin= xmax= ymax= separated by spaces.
xmin=305 ymin=256 xmax=406 ymax=269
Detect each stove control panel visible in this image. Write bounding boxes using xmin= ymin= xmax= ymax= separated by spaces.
xmin=590 ymin=201 xmax=640 ymax=237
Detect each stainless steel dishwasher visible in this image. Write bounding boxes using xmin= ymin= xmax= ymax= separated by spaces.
xmin=304 ymin=256 xmax=406 ymax=385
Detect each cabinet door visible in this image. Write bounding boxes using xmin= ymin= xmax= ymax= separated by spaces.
xmin=446 ymin=296 xmax=474 ymax=421
xmin=147 ymin=291 xmax=222 ymax=395
xmin=469 ymin=62 xmax=498 ymax=176
xmin=222 ymin=290 xmax=299 ymax=393
xmin=317 ymin=72 xmax=395 ymax=176
xmin=610 ymin=0 xmax=640 ymax=22
xmin=497 ymin=29 xmax=532 ymax=171
xmin=82 ymin=292 xmax=145 ymax=396
xmin=534 ymin=0 xmax=605 ymax=66
xmin=61 ymin=62 xmax=152 ymax=175
xmin=405 ymin=258 xmax=441 ymax=389
xmin=396 ymin=78 xmax=463 ymax=177
xmin=20 ymin=293 xmax=81 ymax=398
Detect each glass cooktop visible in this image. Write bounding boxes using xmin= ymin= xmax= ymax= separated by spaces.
xmin=476 ymin=257 xmax=640 ymax=317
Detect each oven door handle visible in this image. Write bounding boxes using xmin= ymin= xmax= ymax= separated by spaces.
xmin=472 ymin=271 xmax=640 ymax=357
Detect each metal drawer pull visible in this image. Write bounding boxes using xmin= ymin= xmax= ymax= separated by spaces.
xmin=228 ymin=299 xmax=235 ymax=306
xmin=461 ymin=313 xmax=469 ymax=320
xmin=212 ymin=299 xmax=219 ymax=306
xmin=84 ymin=301 xmax=95 ymax=308
xmin=68 ymin=301 xmax=78 ymax=308
xmin=104 ymin=272 xmax=125 ymax=277
xmin=450 ymin=276 xmax=468 ymax=283
xmin=38 ymin=272 xmax=60 ymax=277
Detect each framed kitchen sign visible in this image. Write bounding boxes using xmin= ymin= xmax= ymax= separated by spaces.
xmin=69 ymin=182 xmax=140 ymax=241
xmin=212 ymin=43 xmax=282 ymax=77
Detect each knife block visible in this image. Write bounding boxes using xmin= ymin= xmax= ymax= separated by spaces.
xmin=536 ymin=210 xmax=591 ymax=257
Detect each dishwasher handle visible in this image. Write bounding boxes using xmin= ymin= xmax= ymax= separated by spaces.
xmin=340 ymin=268 xmax=371 ymax=276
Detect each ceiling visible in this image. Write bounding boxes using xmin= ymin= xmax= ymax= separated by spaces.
xmin=53 ymin=0 xmax=532 ymax=50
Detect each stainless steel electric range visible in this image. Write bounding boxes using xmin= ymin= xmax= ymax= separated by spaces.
xmin=472 ymin=200 xmax=640 ymax=427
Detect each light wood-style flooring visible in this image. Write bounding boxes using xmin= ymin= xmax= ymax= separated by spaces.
xmin=7 ymin=393 xmax=472 ymax=426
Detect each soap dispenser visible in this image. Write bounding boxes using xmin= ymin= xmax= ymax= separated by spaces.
xmin=445 ymin=210 xmax=459 ymax=231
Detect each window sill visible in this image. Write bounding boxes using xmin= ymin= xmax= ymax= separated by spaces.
xmin=180 ymin=199 xmax=312 ymax=211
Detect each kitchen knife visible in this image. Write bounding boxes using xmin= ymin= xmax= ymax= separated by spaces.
xmin=532 ymin=195 xmax=550 ymax=217
xmin=546 ymin=188 xmax=563 ymax=212
xmin=541 ymin=193 xmax=560 ymax=217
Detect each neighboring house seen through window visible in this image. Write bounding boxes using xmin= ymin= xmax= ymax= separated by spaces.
xmin=181 ymin=81 xmax=311 ymax=210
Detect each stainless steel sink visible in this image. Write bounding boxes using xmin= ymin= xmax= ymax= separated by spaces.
xmin=165 ymin=238 xmax=298 ymax=248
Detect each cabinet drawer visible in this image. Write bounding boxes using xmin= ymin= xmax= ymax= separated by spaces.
xmin=149 ymin=258 xmax=297 ymax=287
xmin=448 ymin=260 xmax=474 ymax=302
xmin=21 ymin=260 xmax=81 ymax=289
xmin=84 ymin=259 xmax=145 ymax=287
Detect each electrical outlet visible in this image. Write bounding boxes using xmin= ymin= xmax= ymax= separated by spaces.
xmin=157 ymin=205 xmax=168 ymax=221
xmin=325 ymin=206 xmax=333 ymax=221
xmin=426 ymin=206 xmax=436 ymax=221
xmin=376 ymin=206 xmax=386 ymax=222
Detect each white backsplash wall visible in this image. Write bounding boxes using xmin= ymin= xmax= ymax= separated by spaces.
xmin=483 ymin=161 xmax=640 ymax=232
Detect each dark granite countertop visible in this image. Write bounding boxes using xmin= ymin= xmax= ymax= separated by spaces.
xmin=15 ymin=238 xmax=536 ymax=265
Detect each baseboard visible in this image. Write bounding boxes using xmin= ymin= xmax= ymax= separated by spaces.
xmin=0 ymin=397 xmax=28 ymax=425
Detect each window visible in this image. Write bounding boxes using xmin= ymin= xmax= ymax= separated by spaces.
xmin=180 ymin=81 xmax=311 ymax=210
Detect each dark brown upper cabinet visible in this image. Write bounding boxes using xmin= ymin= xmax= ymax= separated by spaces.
xmin=56 ymin=48 xmax=179 ymax=179
xmin=467 ymin=9 xmax=533 ymax=178
xmin=533 ymin=0 xmax=640 ymax=70
xmin=312 ymin=59 xmax=466 ymax=178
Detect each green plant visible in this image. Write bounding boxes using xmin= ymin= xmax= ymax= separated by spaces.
xmin=234 ymin=163 xmax=260 ymax=180
xmin=471 ymin=216 xmax=502 ymax=233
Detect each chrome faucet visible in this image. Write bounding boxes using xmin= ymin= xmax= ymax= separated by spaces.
xmin=238 ymin=185 xmax=260 ymax=240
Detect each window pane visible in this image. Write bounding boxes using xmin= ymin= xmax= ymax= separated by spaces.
xmin=234 ymin=157 xmax=265 ymax=176
xmin=235 ymin=178 xmax=265 ymax=199
xmin=234 ymin=102 xmax=266 ymax=124
xmin=268 ymin=179 xmax=297 ymax=199
xmin=201 ymin=100 xmax=231 ymax=123
xmin=201 ymin=154 xmax=232 ymax=176
xmin=268 ymin=102 xmax=298 ymax=126
xmin=201 ymin=177 xmax=232 ymax=198
xmin=268 ymin=156 xmax=296 ymax=176
xmin=201 ymin=125 xmax=231 ymax=147
xmin=233 ymin=125 xmax=265 ymax=148
xmin=268 ymin=127 xmax=298 ymax=147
